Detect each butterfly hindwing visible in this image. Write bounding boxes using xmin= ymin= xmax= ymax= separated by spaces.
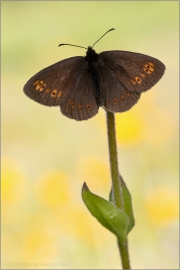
xmin=60 ymin=61 xmax=99 ymax=121
xmin=97 ymin=63 xmax=141 ymax=112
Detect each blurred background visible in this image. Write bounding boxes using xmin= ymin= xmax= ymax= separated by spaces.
xmin=2 ymin=1 xmax=179 ymax=269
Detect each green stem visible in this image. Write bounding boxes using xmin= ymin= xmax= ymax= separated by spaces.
xmin=106 ymin=110 xmax=131 ymax=269
xmin=106 ymin=111 xmax=123 ymax=209
xmin=118 ymin=239 xmax=131 ymax=269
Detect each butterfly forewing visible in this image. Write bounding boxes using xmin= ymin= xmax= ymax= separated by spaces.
xmin=23 ymin=57 xmax=83 ymax=106
xmin=99 ymin=51 xmax=165 ymax=92
xmin=98 ymin=51 xmax=165 ymax=113
xmin=24 ymin=56 xmax=99 ymax=121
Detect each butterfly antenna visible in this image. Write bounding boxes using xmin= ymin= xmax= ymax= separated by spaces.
xmin=92 ymin=28 xmax=115 ymax=48
xmin=58 ymin=43 xmax=87 ymax=50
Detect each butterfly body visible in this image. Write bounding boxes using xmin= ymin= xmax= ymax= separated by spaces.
xmin=85 ymin=46 xmax=103 ymax=107
xmin=24 ymin=46 xmax=165 ymax=121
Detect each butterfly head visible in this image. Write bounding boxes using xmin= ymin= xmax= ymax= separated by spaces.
xmin=85 ymin=46 xmax=99 ymax=62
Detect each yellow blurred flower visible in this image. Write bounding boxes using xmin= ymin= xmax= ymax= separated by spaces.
xmin=21 ymin=214 xmax=59 ymax=262
xmin=96 ymin=108 xmax=144 ymax=146
xmin=145 ymin=185 xmax=179 ymax=226
xmin=116 ymin=111 xmax=144 ymax=145
xmin=1 ymin=158 xmax=27 ymax=203
xmin=35 ymin=171 xmax=71 ymax=209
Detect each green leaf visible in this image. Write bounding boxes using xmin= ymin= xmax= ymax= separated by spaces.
xmin=82 ymin=182 xmax=129 ymax=242
xmin=109 ymin=175 xmax=135 ymax=233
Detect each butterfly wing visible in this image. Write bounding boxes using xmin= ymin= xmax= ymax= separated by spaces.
xmin=24 ymin=57 xmax=82 ymax=106
xmin=23 ymin=57 xmax=99 ymax=120
xmin=98 ymin=51 xmax=165 ymax=112
xmin=60 ymin=60 xmax=99 ymax=121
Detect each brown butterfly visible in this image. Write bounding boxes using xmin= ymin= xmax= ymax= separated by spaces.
xmin=23 ymin=28 xmax=165 ymax=121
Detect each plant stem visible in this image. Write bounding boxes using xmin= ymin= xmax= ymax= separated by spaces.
xmin=118 ymin=239 xmax=131 ymax=269
xmin=106 ymin=110 xmax=123 ymax=209
xmin=106 ymin=110 xmax=131 ymax=269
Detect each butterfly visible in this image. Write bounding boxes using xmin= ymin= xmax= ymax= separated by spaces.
xmin=23 ymin=28 xmax=165 ymax=121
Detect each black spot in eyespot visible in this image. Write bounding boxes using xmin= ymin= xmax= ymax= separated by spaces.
xmin=120 ymin=96 xmax=124 ymax=101
xmin=113 ymin=99 xmax=117 ymax=104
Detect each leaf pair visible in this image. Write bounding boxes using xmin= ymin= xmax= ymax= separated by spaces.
xmin=82 ymin=176 xmax=134 ymax=242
